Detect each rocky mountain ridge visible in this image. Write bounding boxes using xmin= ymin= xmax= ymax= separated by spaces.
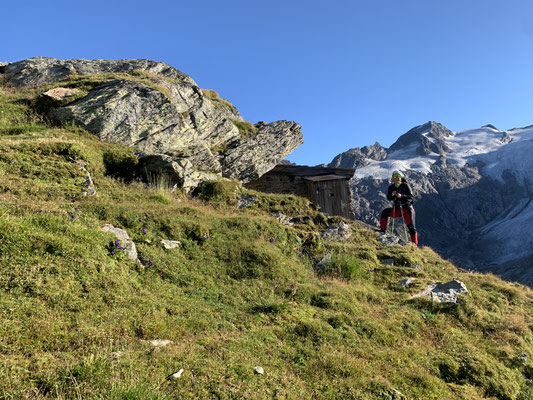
xmin=331 ymin=121 xmax=533 ymax=286
xmin=2 ymin=57 xmax=303 ymax=189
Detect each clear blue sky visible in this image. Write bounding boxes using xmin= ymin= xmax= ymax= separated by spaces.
xmin=4 ymin=0 xmax=533 ymax=166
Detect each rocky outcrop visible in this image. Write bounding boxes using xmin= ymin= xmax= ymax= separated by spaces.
xmin=221 ymin=120 xmax=303 ymax=182
xmin=3 ymin=57 xmax=196 ymax=87
xmin=328 ymin=142 xmax=387 ymax=169
xmin=4 ymin=57 xmax=303 ymax=187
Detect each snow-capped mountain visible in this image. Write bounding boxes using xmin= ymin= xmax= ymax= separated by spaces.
xmin=335 ymin=121 xmax=533 ymax=286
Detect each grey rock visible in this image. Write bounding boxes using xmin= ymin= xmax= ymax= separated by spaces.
xmin=398 ymin=278 xmax=416 ymax=287
xmin=315 ymin=254 xmax=332 ymax=273
xmin=101 ymin=224 xmax=138 ymax=261
xmin=42 ymin=87 xmax=81 ymax=101
xmin=377 ymin=233 xmax=399 ymax=246
xmin=254 ymin=366 xmax=265 ymax=375
xmin=161 ymin=239 xmax=181 ymax=250
xmin=6 ymin=57 xmax=303 ymax=190
xmin=166 ymin=368 xmax=184 ymax=380
xmin=221 ymin=120 xmax=303 ymax=183
xmin=412 ymin=280 xmax=468 ymax=303
xmin=272 ymin=212 xmax=294 ymax=226
xmin=149 ymin=339 xmax=172 ymax=347
xmin=381 ymin=258 xmax=395 ymax=266
xmin=321 ymin=222 xmax=352 ymax=241
xmin=237 ymin=194 xmax=258 ymax=209
xmin=4 ymin=57 xmax=196 ymax=87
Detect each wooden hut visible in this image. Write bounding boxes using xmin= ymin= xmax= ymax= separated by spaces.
xmin=245 ymin=165 xmax=355 ymax=219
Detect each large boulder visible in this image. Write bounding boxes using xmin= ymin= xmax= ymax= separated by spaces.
xmin=4 ymin=57 xmax=303 ymax=187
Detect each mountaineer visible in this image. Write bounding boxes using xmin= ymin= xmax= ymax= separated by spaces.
xmin=379 ymin=171 xmax=418 ymax=245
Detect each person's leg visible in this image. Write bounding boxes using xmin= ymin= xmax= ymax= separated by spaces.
xmin=380 ymin=208 xmax=392 ymax=231
xmin=402 ymin=206 xmax=418 ymax=245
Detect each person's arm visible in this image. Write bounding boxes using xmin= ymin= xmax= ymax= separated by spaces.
xmin=400 ymin=183 xmax=413 ymax=201
xmin=386 ymin=185 xmax=394 ymax=201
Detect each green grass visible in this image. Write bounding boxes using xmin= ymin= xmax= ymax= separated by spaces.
xmin=0 ymin=78 xmax=533 ymax=399
xmin=201 ymin=89 xmax=239 ymax=115
xmin=231 ymin=119 xmax=258 ymax=139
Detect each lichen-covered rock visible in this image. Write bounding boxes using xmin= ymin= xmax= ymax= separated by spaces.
xmin=321 ymin=222 xmax=352 ymax=241
xmin=412 ymin=280 xmax=468 ymax=303
xmin=4 ymin=57 xmax=303 ymax=188
xmin=221 ymin=120 xmax=303 ymax=183
xmin=3 ymin=57 xmax=195 ymax=87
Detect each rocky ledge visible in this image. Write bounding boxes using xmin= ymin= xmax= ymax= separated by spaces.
xmin=2 ymin=57 xmax=303 ymax=188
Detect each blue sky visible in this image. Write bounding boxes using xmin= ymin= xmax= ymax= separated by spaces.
xmin=4 ymin=0 xmax=533 ymax=166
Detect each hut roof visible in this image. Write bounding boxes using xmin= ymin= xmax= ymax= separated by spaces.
xmin=266 ymin=165 xmax=355 ymax=179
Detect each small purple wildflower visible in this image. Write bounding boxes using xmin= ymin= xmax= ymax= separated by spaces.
xmin=111 ymin=250 xmax=116 ymax=256
xmin=269 ymin=238 xmax=275 ymax=243
xmin=71 ymin=214 xmax=76 ymax=219
xmin=138 ymin=218 xmax=143 ymax=222
xmin=143 ymin=228 xmax=147 ymax=235
xmin=38 ymin=209 xmax=42 ymax=213
xmin=204 ymin=235 xmax=210 ymax=240
xmin=367 ymin=269 xmax=375 ymax=273
xmin=455 ymin=299 xmax=460 ymax=304
xmin=74 ymin=207 xmax=79 ymax=211
xmin=144 ymin=259 xmax=154 ymax=267
xmin=205 ymin=243 xmax=210 ymax=247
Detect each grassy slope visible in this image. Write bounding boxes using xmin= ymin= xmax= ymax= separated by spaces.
xmin=0 ymin=78 xmax=532 ymax=400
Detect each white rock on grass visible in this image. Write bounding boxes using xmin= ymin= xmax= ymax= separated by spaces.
xmin=149 ymin=339 xmax=172 ymax=347
xmin=42 ymin=87 xmax=81 ymax=101
xmin=412 ymin=280 xmax=468 ymax=303
xmin=161 ymin=239 xmax=181 ymax=250
xmin=166 ymin=368 xmax=184 ymax=380
xmin=254 ymin=366 xmax=264 ymax=375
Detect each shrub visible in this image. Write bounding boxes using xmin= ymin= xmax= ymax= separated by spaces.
xmin=103 ymin=149 xmax=139 ymax=181
xmin=195 ymin=179 xmax=239 ymax=206
xmin=318 ymin=254 xmax=365 ymax=280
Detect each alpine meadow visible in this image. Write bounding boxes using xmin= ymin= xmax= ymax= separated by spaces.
xmin=0 ymin=60 xmax=533 ymax=400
